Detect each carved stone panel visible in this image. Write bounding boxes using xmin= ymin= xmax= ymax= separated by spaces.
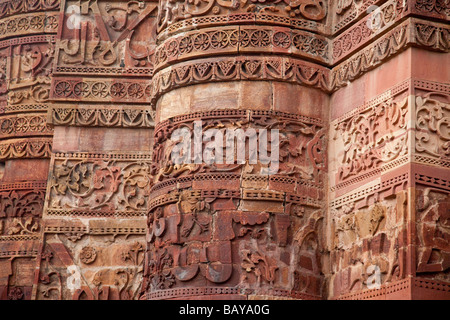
xmin=0 ymin=0 xmax=449 ymax=302
xmin=0 ymin=0 xmax=59 ymax=300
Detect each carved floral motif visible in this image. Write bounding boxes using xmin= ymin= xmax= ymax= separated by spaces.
xmin=416 ymin=94 xmax=450 ymax=158
xmin=0 ymin=189 xmax=45 ymax=218
xmin=415 ymin=0 xmax=450 ymax=14
xmin=48 ymin=156 xmax=152 ymax=215
xmin=334 ymin=97 xmax=408 ymax=181
xmin=0 ymin=0 xmax=59 ymax=19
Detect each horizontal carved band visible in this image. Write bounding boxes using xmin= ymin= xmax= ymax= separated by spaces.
xmin=53 ymin=66 xmax=153 ymax=77
xmin=52 ymin=152 xmax=152 ymax=160
xmin=0 ymin=34 xmax=55 ymax=49
xmin=150 ymin=55 xmax=331 ymax=104
xmin=413 ymin=164 xmax=450 ymax=191
xmin=330 ymin=153 xmax=450 ymax=195
xmin=155 ymin=0 xmax=450 ymax=69
xmin=45 ymin=210 xmax=148 ymax=218
xmin=149 ymin=18 xmax=450 ymax=102
xmin=0 ymin=249 xmax=39 ymax=258
xmin=0 ymin=12 xmax=58 ymax=40
xmin=0 ymin=180 xmax=47 ymax=191
xmin=414 ymin=278 xmax=450 ymax=292
xmin=332 ymin=0 xmax=408 ymax=63
xmin=334 ymin=277 xmax=450 ymax=300
xmin=333 ymin=0 xmax=383 ymax=34
xmin=413 ymin=155 xmax=450 ymax=171
xmin=44 ymin=226 xmax=146 ymax=235
xmin=0 ymin=137 xmax=52 ymax=160
xmin=147 ymin=0 xmax=437 ymax=44
xmin=331 ymin=17 xmax=449 ymax=90
xmin=152 ymin=108 xmax=326 ymax=190
xmin=155 ymin=108 xmax=324 ymax=136
xmin=143 ymin=286 xmax=321 ymax=300
xmin=0 ymin=113 xmax=53 ymax=139
xmin=150 ymin=173 xmax=323 ymax=199
xmin=148 ymin=187 xmax=323 ymax=214
xmin=154 ymin=26 xmax=330 ymax=72
xmin=0 ymin=103 xmax=48 ymax=114
xmin=414 ymin=79 xmax=450 ymax=93
xmin=43 ymin=222 xmax=147 ymax=236
xmin=330 ymin=163 xmax=450 ymax=211
xmin=413 ymin=0 xmax=450 ymax=17
xmin=0 ymin=234 xmax=40 ymax=242
xmin=330 ymin=169 xmax=409 ymax=209
xmin=0 ymin=0 xmax=60 ymax=19
xmin=331 ymin=156 xmax=410 ymax=194
xmin=333 ymin=78 xmax=410 ymax=123
xmin=51 ymin=79 xmax=152 ymax=103
xmin=157 ymin=6 xmax=327 ymax=40
xmin=49 ymin=107 xmax=155 ymax=128
xmin=144 ymin=287 xmax=240 ymax=300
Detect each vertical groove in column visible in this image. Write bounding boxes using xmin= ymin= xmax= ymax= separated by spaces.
xmin=143 ymin=0 xmax=330 ymax=300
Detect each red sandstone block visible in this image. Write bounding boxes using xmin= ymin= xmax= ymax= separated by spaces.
xmin=212 ymin=198 xmax=238 ymax=211
xmin=240 ymin=200 xmax=284 ymax=213
xmin=192 ymin=175 xmax=240 ymax=191
xmin=213 ymin=212 xmax=235 ymax=241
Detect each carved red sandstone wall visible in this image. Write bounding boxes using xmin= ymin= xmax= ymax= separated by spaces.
xmin=328 ymin=48 xmax=450 ymax=299
xmin=0 ymin=0 xmax=59 ymax=300
xmin=33 ymin=0 xmax=157 ymax=300
xmin=0 ymin=0 xmax=448 ymax=300
xmin=142 ymin=107 xmax=327 ymax=299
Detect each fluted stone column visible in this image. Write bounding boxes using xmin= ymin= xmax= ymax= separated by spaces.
xmin=0 ymin=0 xmax=59 ymax=300
xmin=142 ymin=0 xmax=330 ymax=300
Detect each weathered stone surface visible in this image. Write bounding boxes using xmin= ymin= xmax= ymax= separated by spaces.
xmin=0 ymin=0 xmax=449 ymax=300
xmin=0 ymin=0 xmax=60 ymax=300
